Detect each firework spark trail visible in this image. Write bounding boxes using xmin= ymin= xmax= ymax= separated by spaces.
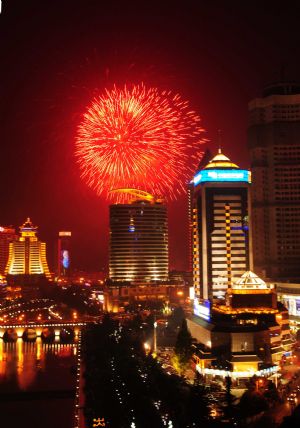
xmin=75 ymin=84 xmax=205 ymax=201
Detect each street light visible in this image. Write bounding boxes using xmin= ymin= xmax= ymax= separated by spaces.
xmin=144 ymin=342 xmax=150 ymax=353
xmin=153 ymin=320 xmax=157 ymax=354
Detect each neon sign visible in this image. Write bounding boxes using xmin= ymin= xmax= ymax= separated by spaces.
xmin=194 ymin=298 xmax=211 ymax=321
xmin=194 ymin=169 xmax=251 ymax=185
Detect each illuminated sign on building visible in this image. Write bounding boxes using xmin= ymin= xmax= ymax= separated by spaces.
xmin=62 ymin=250 xmax=70 ymax=269
xmin=194 ymin=298 xmax=211 ymax=321
xmin=59 ymin=231 xmax=72 ymax=237
xmin=282 ymin=295 xmax=300 ymax=317
xmin=193 ymin=169 xmax=251 ymax=185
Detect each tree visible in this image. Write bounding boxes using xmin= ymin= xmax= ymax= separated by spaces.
xmin=238 ymin=390 xmax=268 ymax=419
xmin=168 ymin=305 xmax=185 ymax=331
xmin=174 ymin=319 xmax=193 ymax=372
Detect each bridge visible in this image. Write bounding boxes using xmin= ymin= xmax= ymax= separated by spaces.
xmin=0 ymin=322 xmax=86 ymax=340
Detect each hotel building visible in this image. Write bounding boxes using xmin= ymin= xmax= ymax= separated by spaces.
xmin=248 ymin=81 xmax=300 ymax=280
xmin=109 ymin=193 xmax=168 ymax=283
xmin=191 ymin=150 xmax=252 ymax=301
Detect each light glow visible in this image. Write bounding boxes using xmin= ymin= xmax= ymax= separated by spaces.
xmin=196 ymin=364 xmax=279 ymax=378
xmin=194 ymin=169 xmax=251 ymax=185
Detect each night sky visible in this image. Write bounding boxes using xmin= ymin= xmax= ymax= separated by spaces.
xmin=1 ymin=1 xmax=300 ymax=272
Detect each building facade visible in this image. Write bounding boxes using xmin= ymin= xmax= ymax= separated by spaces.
xmin=109 ymin=198 xmax=168 ymax=282
xmin=248 ymin=81 xmax=300 ymax=280
xmin=0 ymin=226 xmax=17 ymax=275
xmin=5 ymin=218 xmax=51 ymax=280
xmin=57 ymin=231 xmax=71 ymax=277
xmin=188 ymin=271 xmax=292 ymax=379
xmin=191 ymin=150 xmax=252 ymax=301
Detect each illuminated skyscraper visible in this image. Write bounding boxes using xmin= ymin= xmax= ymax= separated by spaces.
xmin=5 ymin=218 xmax=51 ymax=280
xmin=248 ymin=82 xmax=300 ymax=280
xmin=57 ymin=231 xmax=71 ymax=277
xmin=0 ymin=226 xmax=17 ymax=275
xmin=109 ymin=190 xmax=168 ymax=282
xmin=191 ymin=150 xmax=252 ymax=301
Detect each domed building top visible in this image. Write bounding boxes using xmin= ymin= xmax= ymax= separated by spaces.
xmin=193 ymin=149 xmax=251 ymax=185
xmin=203 ymin=149 xmax=240 ymax=170
xmin=232 ymin=271 xmax=270 ymax=290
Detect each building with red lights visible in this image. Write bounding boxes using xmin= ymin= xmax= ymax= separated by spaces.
xmin=0 ymin=226 xmax=17 ymax=275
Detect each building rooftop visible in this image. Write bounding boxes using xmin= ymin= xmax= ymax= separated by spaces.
xmin=203 ymin=149 xmax=239 ymax=170
xmin=263 ymin=81 xmax=300 ymax=97
xmin=20 ymin=217 xmax=37 ymax=231
xmin=230 ymin=354 xmax=262 ymax=363
xmin=232 ymin=270 xmax=269 ymax=290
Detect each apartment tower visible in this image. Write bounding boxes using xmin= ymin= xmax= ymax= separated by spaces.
xmin=248 ymin=81 xmax=300 ymax=280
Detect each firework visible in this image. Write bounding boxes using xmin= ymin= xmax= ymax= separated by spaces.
xmin=75 ymin=84 xmax=205 ymax=200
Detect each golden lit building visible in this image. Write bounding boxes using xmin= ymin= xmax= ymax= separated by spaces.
xmin=188 ymin=271 xmax=292 ymax=379
xmin=190 ymin=149 xmax=252 ymax=301
xmin=5 ymin=218 xmax=51 ymax=280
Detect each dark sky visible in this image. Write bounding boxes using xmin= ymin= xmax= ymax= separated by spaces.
xmin=1 ymin=1 xmax=300 ymax=272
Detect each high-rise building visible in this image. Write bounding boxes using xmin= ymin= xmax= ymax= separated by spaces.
xmin=248 ymin=81 xmax=300 ymax=280
xmin=5 ymin=218 xmax=51 ymax=280
xmin=57 ymin=231 xmax=71 ymax=277
xmin=191 ymin=150 xmax=252 ymax=301
xmin=109 ymin=191 xmax=168 ymax=282
xmin=0 ymin=226 xmax=17 ymax=275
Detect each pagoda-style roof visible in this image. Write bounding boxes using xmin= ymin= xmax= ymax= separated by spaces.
xmin=203 ymin=149 xmax=239 ymax=170
xmin=19 ymin=218 xmax=38 ymax=239
xmin=20 ymin=217 xmax=37 ymax=231
xmin=232 ymin=271 xmax=269 ymax=290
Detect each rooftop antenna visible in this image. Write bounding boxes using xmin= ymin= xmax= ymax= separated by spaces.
xmin=217 ymin=129 xmax=222 ymax=154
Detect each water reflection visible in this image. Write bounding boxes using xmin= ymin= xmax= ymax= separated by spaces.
xmin=0 ymin=338 xmax=78 ymax=428
xmin=0 ymin=338 xmax=77 ymax=392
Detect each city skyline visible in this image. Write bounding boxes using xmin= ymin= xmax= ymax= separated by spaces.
xmin=1 ymin=1 xmax=300 ymax=272
xmin=1 ymin=3 xmax=300 ymax=428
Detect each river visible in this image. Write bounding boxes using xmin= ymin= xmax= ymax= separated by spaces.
xmin=0 ymin=338 xmax=78 ymax=428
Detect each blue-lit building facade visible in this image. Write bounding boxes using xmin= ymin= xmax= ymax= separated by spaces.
xmin=191 ymin=150 xmax=253 ymax=301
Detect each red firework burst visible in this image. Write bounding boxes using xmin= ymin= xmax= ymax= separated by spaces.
xmin=75 ymin=84 xmax=205 ymax=200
